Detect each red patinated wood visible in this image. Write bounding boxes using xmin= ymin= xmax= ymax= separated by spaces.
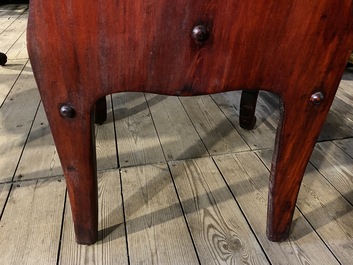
xmin=27 ymin=0 xmax=353 ymax=244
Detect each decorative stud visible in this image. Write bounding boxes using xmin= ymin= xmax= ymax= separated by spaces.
xmin=192 ymin=25 xmax=209 ymax=43
xmin=60 ymin=105 xmax=75 ymax=118
xmin=310 ymin=92 xmax=324 ymax=105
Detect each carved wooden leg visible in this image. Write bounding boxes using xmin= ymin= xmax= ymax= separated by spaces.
xmin=239 ymin=90 xmax=259 ymax=130
xmin=95 ymin=96 xmax=107 ymax=125
xmin=267 ymin=91 xmax=331 ymax=241
xmin=45 ymin=103 xmax=98 ymax=244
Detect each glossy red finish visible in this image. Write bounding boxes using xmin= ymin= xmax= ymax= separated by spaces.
xmin=27 ymin=0 xmax=353 ymax=244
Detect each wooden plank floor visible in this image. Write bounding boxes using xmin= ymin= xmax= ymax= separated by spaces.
xmin=1 ymin=4 xmax=353 ymax=264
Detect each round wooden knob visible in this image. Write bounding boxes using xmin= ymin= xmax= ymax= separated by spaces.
xmin=192 ymin=25 xmax=209 ymax=43
xmin=60 ymin=105 xmax=75 ymax=118
xmin=310 ymin=92 xmax=324 ymax=105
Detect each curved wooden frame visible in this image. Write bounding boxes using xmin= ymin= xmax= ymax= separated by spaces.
xmin=27 ymin=0 xmax=353 ymax=244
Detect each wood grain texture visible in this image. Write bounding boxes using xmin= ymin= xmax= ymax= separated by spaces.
xmin=0 ymin=4 xmax=28 ymax=60
xmin=0 ymin=183 xmax=11 ymax=213
xmin=27 ymin=0 xmax=353 ymax=243
xmin=0 ymin=10 xmax=28 ymax=53
xmin=122 ymin=163 xmax=199 ymax=265
xmin=180 ymin=96 xmax=249 ymax=155
xmin=112 ymin=92 xmax=165 ymax=167
xmin=211 ymin=91 xmax=279 ymax=150
xmin=0 ymin=4 xmax=27 ymax=32
xmin=6 ymin=29 xmax=28 ymax=60
xmin=27 ymin=0 xmax=353 ymax=98
xmin=318 ymin=81 xmax=353 ymax=140
xmin=0 ymin=177 xmax=66 ymax=265
xmin=214 ymin=152 xmax=339 ymax=265
xmin=145 ymin=93 xmax=208 ymax=160
xmin=0 ymin=58 xmax=27 ymax=106
xmin=16 ymin=97 xmax=116 ymax=181
xmin=170 ymin=157 xmax=269 ymax=265
xmin=59 ymin=170 xmax=128 ymax=265
xmin=2 ymin=2 xmax=353 ymax=259
xmin=334 ymin=137 xmax=353 ymax=159
xmin=0 ymin=4 xmax=20 ymax=17
xmin=94 ymin=96 xmax=118 ymax=171
xmin=0 ymin=61 xmax=40 ymax=183
xmin=311 ymin=141 xmax=353 ymax=200
xmin=16 ymin=103 xmax=62 ymax=181
xmin=258 ymin=149 xmax=353 ymax=264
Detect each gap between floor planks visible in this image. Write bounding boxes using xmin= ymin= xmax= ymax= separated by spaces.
xmin=2 ymin=3 xmax=353 ymax=264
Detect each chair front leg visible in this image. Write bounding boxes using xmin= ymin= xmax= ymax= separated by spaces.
xmin=267 ymin=91 xmax=331 ymax=241
xmin=44 ymin=101 xmax=98 ymax=245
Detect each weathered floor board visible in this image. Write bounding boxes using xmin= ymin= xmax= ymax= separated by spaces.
xmin=180 ymin=96 xmax=250 ymax=155
xmin=145 ymin=93 xmax=209 ymax=161
xmin=0 ymin=61 xmax=40 ymax=182
xmin=0 ymin=9 xmax=28 ymax=53
xmin=211 ymin=91 xmax=279 ymax=150
xmin=122 ymin=164 xmax=199 ymax=264
xmin=5 ymin=28 xmax=28 ymax=59
xmin=0 ymin=177 xmax=66 ymax=265
xmin=258 ymin=150 xmax=353 ymax=264
xmin=0 ymin=58 xmax=27 ymax=106
xmin=15 ymin=103 xmax=62 ymax=181
xmin=59 ymin=171 xmax=128 ymax=265
xmin=112 ymin=92 xmax=165 ymax=167
xmin=1 ymin=3 xmax=353 ymax=265
xmin=0 ymin=183 xmax=11 ymax=213
xmin=95 ymin=96 xmax=119 ymax=171
xmin=170 ymin=157 xmax=269 ymax=264
xmin=214 ymin=152 xmax=339 ymax=265
xmin=0 ymin=4 xmax=27 ymax=32
xmin=311 ymin=141 xmax=353 ymax=201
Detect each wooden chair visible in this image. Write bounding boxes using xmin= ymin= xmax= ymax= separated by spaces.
xmin=27 ymin=0 xmax=353 ymax=244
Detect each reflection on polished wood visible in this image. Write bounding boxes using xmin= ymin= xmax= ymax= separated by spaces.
xmin=26 ymin=0 xmax=353 ymax=244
